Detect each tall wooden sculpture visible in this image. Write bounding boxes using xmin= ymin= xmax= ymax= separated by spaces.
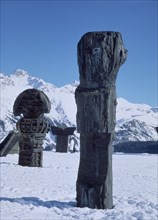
xmin=75 ymin=32 xmax=127 ymax=209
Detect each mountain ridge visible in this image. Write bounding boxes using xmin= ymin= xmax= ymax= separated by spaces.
xmin=0 ymin=69 xmax=157 ymax=148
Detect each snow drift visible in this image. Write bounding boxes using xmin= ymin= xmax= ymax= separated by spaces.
xmin=0 ymin=152 xmax=157 ymax=220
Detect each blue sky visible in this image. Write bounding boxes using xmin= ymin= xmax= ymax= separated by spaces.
xmin=1 ymin=0 xmax=157 ymax=106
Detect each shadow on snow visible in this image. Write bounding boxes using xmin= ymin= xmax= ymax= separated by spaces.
xmin=0 ymin=197 xmax=76 ymax=209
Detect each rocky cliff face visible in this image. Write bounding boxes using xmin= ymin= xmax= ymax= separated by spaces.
xmin=0 ymin=70 xmax=157 ymax=148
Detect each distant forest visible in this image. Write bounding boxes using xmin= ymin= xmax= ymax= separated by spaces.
xmin=114 ymin=141 xmax=158 ymax=154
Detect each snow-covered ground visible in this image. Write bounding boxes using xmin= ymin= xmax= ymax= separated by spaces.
xmin=0 ymin=152 xmax=157 ymax=220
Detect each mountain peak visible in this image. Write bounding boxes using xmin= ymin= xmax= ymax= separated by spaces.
xmin=12 ymin=69 xmax=28 ymax=77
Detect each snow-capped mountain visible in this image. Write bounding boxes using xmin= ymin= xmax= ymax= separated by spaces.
xmin=115 ymin=98 xmax=157 ymax=143
xmin=0 ymin=69 xmax=157 ymax=147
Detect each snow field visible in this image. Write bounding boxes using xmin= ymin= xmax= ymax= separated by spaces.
xmin=0 ymin=152 xmax=158 ymax=220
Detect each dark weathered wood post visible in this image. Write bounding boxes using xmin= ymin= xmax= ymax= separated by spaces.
xmin=51 ymin=126 xmax=76 ymax=152
xmin=75 ymin=32 xmax=127 ymax=209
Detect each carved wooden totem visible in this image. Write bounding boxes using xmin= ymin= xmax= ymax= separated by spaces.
xmin=75 ymin=32 xmax=127 ymax=209
xmin=13 ymin=89 xmax=51 ymax=167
